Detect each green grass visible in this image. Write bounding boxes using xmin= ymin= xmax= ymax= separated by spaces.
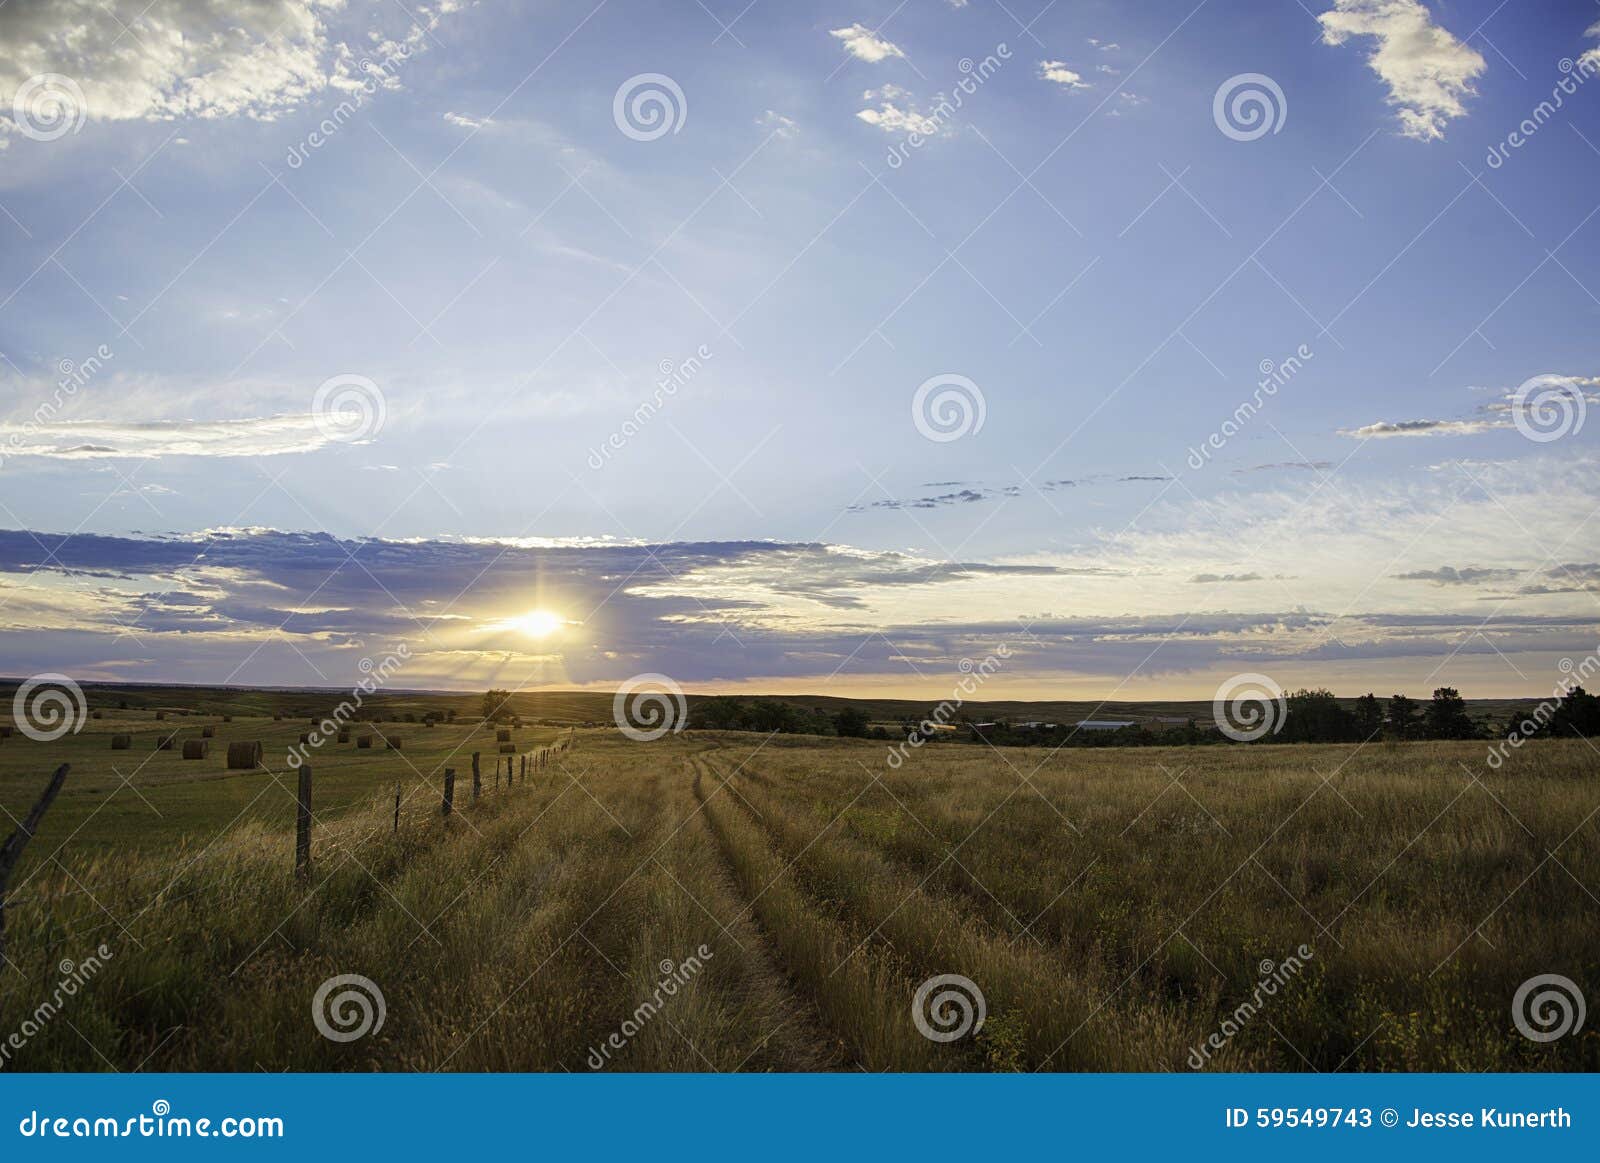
xmin=1 ymin=727 xmax=1595 ymax=1072
xmin=0 ymin=714 xmax=559 ymax=863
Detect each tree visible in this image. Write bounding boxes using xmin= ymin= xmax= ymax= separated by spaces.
xmin=1387 ymin=694 xmax=1421 ymax=740
xmin=833 ymin=706 xmax=871 ymax=737
xmin=1551 ymin=686 xmax=1600 ymax=738
xmin=1354 ymin=693 xmax=1383 ymax=740
xmin=481 ymin=689 xmax=512 ymax=722
xmin=1281 ymin=688 xmax=1357 ymax=743
xmin=1425 ymin=687 xmax=1476 ymax=739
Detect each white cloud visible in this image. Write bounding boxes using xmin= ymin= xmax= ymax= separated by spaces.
xmin=757 ymin=109 xmax=798 ymax=138
xmin=1318 ymin=0 xmax=1485 ymax=140
xmin=1038 ymin=60 xmax=1090 ymax=89
xmin=830 ymin=23 xmax=905 ymax=64
xmin=1339 ymin=418 xmax=1508 ymax=438
xmin=854 ymin=85 xmax=940 ymax=135
xmin=443 ymin=111 xmax=490 ymax=130
xmin=0 ymin=0 xmax=460 ymax=145
xmin=0 ymin=415 xmax=363 ymax=459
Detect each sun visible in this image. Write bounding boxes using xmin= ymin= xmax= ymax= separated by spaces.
xmin=511 ymin=609 xmax=566 ymax=639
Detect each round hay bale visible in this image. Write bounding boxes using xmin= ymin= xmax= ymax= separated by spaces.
xmin=0 ymin=725 xmax=14 ymax=738
xmin=356 ymin=734 xmax=374 ymax=749
xmin=226 ymin=740 xmax=263 ymax=769
xmin=110 ymin=734 xmax=132 ymax=750
xmin=337 ymin=729 xmax=350 ymax=743
xmin=154 ymin=711 xmax=166 ymax=721
xmin=182 ymin=739 xmax=209 ymax=760
xmin=156 ymin=734 xmax=177 ymax=751
xmin=201 ymin=726 xmax=216 ymax=738
xmin=497 ymin=743 xmax=515 ymax=754
xmin=91 ymin=710 xmax=103 ymax=719
xmin=386 ymin=737 xmax=403 ymax=750
xmin=299 ymin=732 xmax=312 ymax=744
xmin=222 ymin=714 xmax=233 ymax=723
xmin=495 ymin=728 xmax=512 ymax=742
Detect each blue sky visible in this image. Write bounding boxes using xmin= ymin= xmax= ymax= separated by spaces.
xmin=0 ymin=0 xmax=1597 ymax=699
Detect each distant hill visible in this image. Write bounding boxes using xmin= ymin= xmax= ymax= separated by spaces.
xmin=0 ymin=678 xmax=1530 ymax=728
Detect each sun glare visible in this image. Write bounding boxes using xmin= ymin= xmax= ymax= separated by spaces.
xmin=512 ymin=609 xmax=565 ymax=639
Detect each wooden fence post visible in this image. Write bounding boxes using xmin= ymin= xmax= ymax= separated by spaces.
xmin=442 ymin=768 xmax=456 ymax=816
xmin=393 ymin=781 xmax=401 ymax=833
xmin=472 ymin=756 xmax=482 ymax=803
xmin=0 ymin=764 xmax=70 ymax=963
xmin=295 ymin=762 xmax=313 ymax=880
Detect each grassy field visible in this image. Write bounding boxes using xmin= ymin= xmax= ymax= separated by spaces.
xmin=1 ymin=720 xmax=1596 ymax=1071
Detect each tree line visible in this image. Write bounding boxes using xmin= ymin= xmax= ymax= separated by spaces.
xmin=682 ymin=687 xmax=1600 ymax=748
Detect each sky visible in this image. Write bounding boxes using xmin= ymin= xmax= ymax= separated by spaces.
xmin=0 ymin=0 xmax=1597 ymax=702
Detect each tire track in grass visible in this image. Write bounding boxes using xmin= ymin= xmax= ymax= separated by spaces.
xmin=638 ymin=750 xmax=850 ymax=1071
xmin=691 ymin=753 xmax=952 ymax=1070
xmin=705 ymin=753 xmax=1210 ymax=1071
